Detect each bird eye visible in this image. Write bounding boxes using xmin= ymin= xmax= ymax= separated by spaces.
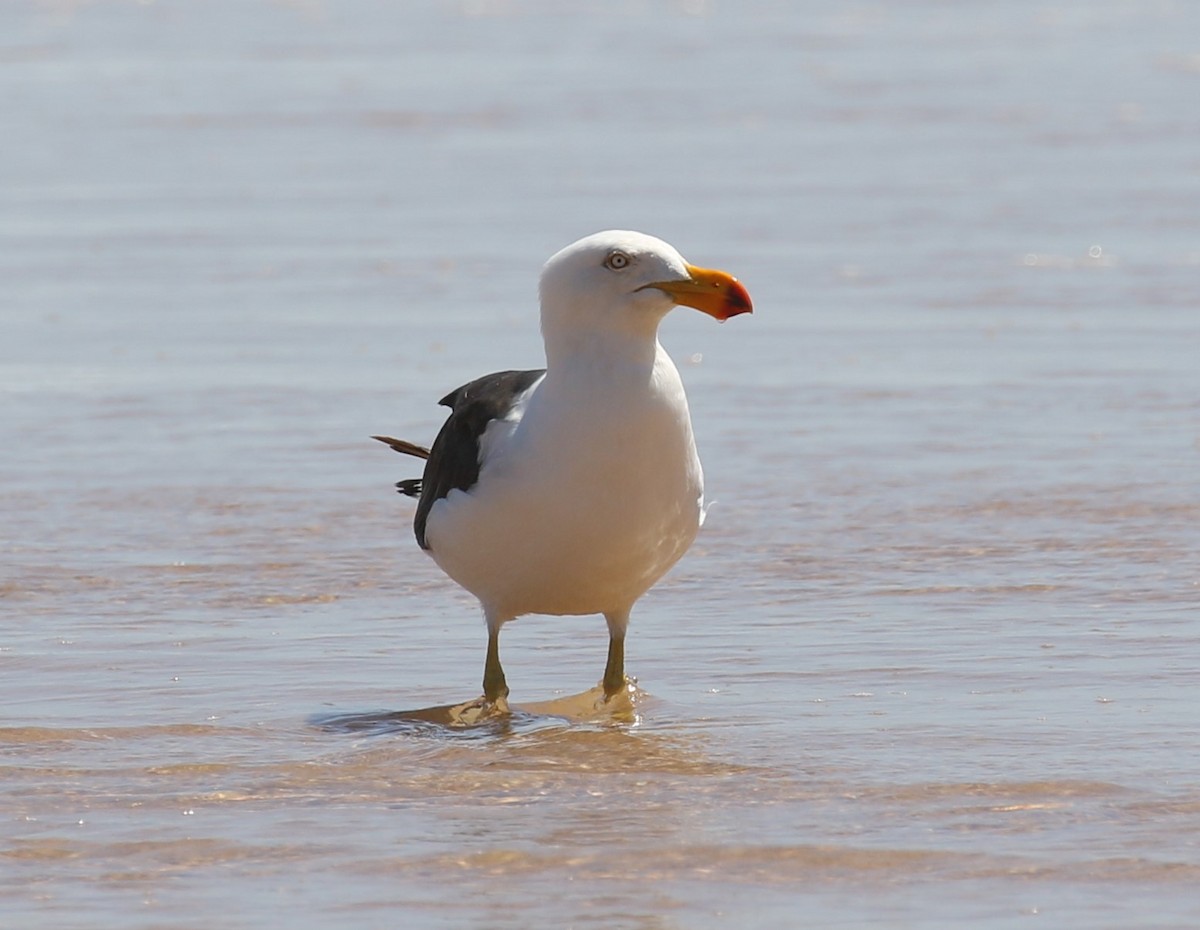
xmin=604 ymin=251 xmax=631 ymax=271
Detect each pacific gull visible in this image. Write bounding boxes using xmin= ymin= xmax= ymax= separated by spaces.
xmin=375 ymin=230 xmax=752 ymax=711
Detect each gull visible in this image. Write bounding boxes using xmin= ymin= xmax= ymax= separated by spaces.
xmin=375 ymin=230 xmax=751 ymax=710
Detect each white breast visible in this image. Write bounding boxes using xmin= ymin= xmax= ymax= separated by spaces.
xmin=424 ymin=344 xmax=704 ymax=620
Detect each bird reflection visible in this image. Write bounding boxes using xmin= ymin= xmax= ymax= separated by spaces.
xmin=313 ymin=682 xmax=642 ymax=738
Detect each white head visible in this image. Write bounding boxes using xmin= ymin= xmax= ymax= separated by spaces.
xmin=538 ymin=230 xmax=751 ymax=363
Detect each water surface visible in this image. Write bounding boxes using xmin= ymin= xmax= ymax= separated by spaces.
xmin=3 ymin=2 xmax=1199 ymax=927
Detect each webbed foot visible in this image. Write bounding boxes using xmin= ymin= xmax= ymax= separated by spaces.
xmin=447 ymin=693 xmax=511 ymax=726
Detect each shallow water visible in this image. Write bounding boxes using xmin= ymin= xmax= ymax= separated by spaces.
xmin=3 ymin=1 xmax=1200 ymax=927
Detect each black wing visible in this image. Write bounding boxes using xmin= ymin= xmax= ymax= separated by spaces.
xmin=414 ymin=368 xmax=546 ymax=550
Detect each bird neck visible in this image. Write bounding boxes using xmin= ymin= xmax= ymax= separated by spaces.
xmin=542 ymin=327 xmax=661 ymax=379
xmin=541 ymin=304 xmax=665 ymax=373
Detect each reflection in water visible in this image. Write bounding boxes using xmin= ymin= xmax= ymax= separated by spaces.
xmin=312 ymin=683 xmax=643 ymax=738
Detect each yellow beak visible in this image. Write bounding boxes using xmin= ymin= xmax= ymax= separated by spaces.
xmin=644 ymin=263 xmax=753 ymax=322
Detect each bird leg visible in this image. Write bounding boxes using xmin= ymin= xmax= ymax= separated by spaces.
xmin=482 ymin=626 xmax=509 ymax=704
xmin=601 ymin=608 xmax=631 ymax=699
xmin=602 ymin=630 xmax=627 ymax=698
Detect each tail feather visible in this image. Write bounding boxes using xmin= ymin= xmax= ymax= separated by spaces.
xmin=371 ymin=435 xmax=431 ymax=460
xmin=372 ymin=435 xmax=427 ymax=498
